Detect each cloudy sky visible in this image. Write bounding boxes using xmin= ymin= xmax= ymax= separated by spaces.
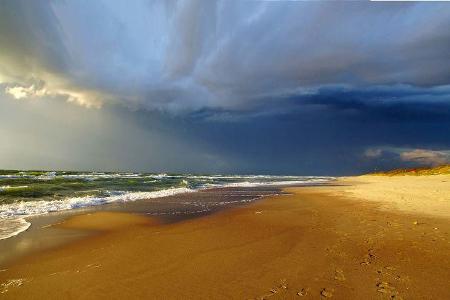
xmin=1 ymin=0 xmax=449 ymax=175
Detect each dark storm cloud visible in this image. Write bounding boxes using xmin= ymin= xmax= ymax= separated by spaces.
xmin=1 ymin=0 xmax=450 ymax=112
xmin=182 ymin=99 xmax=450 ymax=175
xmin=189 ymin=84 xmax=450 ymax=125
xmin=1 ymin=0 xmax=450 ymax=174
xmin=289 ymin=85 xmax=450 ymax=122
xmin=181 ymin=83 xmax=450 ymax=175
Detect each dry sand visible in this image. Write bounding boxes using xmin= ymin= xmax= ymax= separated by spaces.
xmin=337 ymin=175 xmax=450 ymax=218
xmin=0 ymin=176 xmax=449 ymax=299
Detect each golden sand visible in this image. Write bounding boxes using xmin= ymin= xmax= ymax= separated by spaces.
xmin=1 ymin=176 xmax=449 ymax=299
xmin=338 ymin=175 xmax=450 ymax=217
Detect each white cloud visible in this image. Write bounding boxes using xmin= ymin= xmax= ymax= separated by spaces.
xmin=400 ymin=149 xmax=450 ymax=166
xmin=5 ymin=85 xmax=34 ymax=99
xmin=365 ymin=146 xmax=450 ymax=167
xmin=364 ymin=148 xmax=383 ymax=158
xmin=4 ymin=82 xmax=103 ymax=109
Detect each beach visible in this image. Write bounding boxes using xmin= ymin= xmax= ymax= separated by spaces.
xmin=1 ymin=175 xmax=449 ymax=299
xmin=3 ymin=2 xmax=449 ymax=299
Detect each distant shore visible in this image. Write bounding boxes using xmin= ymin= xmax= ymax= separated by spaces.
xmin=1 ymin=175 xmax=449 ymax=299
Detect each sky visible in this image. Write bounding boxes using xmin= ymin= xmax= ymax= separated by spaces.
xmin=1 ymin=0 xmax=450 ymax=175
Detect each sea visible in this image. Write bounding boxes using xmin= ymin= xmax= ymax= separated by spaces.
xmin=0 ymin=170 xmax=334 ymax=240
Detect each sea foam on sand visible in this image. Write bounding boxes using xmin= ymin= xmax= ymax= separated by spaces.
xmin=0 ymin=187 xmax=194 ymax=240
xmin=0 ymin=218 xmax=31 ymax=240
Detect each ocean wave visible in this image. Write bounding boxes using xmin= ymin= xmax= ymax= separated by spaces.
xmin=0 ymin=187 xmax=194 ymax=219
xmin=0 ymin=185 xmax=29 ymax=191
xmin=202 ymin=178 xmax=332 ymax=188
xmin=61 ymin=173 xmax=144 ymax=181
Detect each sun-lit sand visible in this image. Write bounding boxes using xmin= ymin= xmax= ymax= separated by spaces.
xmin=0 ymin=176 xmax=449 ymax=299
xmin=338 ymin=175 xmax=450 ymax=218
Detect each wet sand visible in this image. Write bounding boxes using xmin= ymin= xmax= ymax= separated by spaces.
xmin=0 ymin=187 xmax=280 ymax=266
xmin=1 ymin=177 xmax=450 ymax=299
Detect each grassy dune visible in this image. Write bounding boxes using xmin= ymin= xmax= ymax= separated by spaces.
xmin=372 ymin=164 xmax=450 ymax=176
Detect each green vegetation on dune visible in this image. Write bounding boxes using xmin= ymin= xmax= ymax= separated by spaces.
xmin=371 ymin=164 xmax=450 ymax=176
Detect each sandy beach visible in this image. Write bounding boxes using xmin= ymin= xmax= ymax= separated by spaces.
xmin=3 ymin=2 xmax=449 ymax=299
xmin=1 ymin=175 xmax=449 ymax=299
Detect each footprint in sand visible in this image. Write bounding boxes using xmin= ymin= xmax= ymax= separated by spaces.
xmin=296 ymin=288 xmax=308 ymax=296
xmin=361 ymin=248 xmax=377 ymax=265
xmin=320 ymin=288 xmax=334 ymax=298
xmin=0 ymin=279 xmax=25 ymax=294
xmin=254 ymin=279 xmax=288 ymax=300
xmin=376 ymin=266 xmax=403 ymax=284
xmin=254 ymin=289 xmax=279 ymax=300
xmin=334 ymin=268 xmax=346 ymax=281
xmin=376 ymin=281 xmax=403 ymax=299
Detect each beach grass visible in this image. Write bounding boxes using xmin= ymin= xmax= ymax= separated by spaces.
xmin=371 ymin=164 xmax=450 ymax=176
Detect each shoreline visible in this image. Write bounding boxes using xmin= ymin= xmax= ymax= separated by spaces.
xmin=0 ymin=179 xmax=334 ymax=242
xmin=1 ymin=176 xmax=449 ymax=298
xmin=0 ymin=185 xmax=287 ymax=266
xmin=0 ymin=174 xmax=334 ymax=243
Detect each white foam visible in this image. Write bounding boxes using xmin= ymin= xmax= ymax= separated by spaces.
xmin=0 ymin=187 xmax=194 ymax=219
xmin=203 ymin=178 xmax=333 ymax=188
xmin=0 ymin=187 xmax=194 ymax=240
xmin=0 ymin=217 xmax=31 ymax=240
xmin=61 ymin=173 xmax=144 ymax=181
